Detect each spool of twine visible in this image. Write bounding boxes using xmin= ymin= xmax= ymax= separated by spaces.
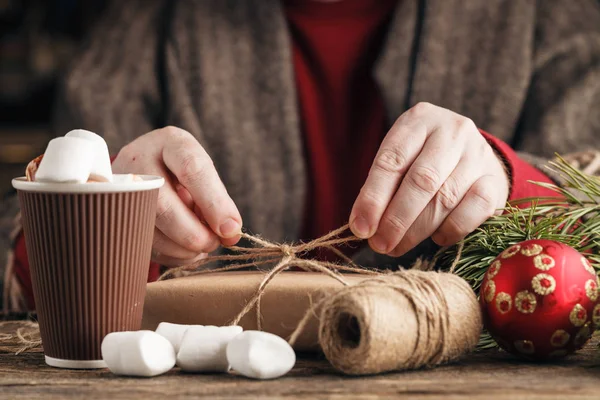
xmin=317 ymin=270 xmax=481 ymax=375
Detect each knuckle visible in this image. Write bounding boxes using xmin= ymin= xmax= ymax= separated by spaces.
xmin=373 ymin=147 xmax=407 ymax=175
xmin=357 ymin=190 xmax=385 ymax=215
xmin=181 ymin=232 xmax=204 ymax=252
xmin=456 ymin=117 xmax=476 ymax=133
xmin=179 ymin=153 xmax=212 ymax=187
xmin=437 ymin=179 xmax=461 ymax=211
xmin=470 ymin=181 xmax=497 ymax=216
xmin=410 ymin=101 xmax=433 ymax=116
xmin=382 ymin=213 xmax=408 ymax=235
xmin=407 ymin=166 xmax=442 ymax=193
xmin=156 ymin=194 xmax=174 ymax=223
xmin=162 ymin=125 xmax=190 ymax=140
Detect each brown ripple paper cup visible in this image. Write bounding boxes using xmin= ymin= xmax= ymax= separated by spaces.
xmin=12 ymin=175 xmax=164 ymax=369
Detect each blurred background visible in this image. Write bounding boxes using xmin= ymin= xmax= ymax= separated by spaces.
xmin=0 ymin=0 xmax=106 ymax=195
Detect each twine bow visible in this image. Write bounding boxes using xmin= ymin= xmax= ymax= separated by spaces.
xmin=158 ymin=224 xmax=381 ymax=332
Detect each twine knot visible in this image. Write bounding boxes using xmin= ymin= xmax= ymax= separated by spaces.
xmin=280 ymin=244 xmax=295 ymax=259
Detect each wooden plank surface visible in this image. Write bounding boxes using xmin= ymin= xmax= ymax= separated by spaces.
xmin=1 ymin=322 xmax=600 ymax=400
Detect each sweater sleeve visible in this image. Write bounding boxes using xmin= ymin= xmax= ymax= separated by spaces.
xmin=481 ymin=130 xmax=559 ymax=201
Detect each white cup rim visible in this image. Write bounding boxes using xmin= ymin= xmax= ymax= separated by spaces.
xmin=12 ymin=175 xmax=165 ymax=193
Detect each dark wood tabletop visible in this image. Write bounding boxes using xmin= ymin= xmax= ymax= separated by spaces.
xmin=1 ymin=321 xmax=600 ymax=399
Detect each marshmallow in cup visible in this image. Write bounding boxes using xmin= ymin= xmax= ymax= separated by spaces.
xmin=34 ymin=137 xmax=96 ymax=183
xmin=65 ymin=129 xmax=113 ymax=182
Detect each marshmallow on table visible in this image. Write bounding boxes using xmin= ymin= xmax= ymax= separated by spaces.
xmin=101 ymin=331 xmax=176 ymax=377
xmin=35 ymin=137 xmax=96 ymax=183
xmin=177 ymin=326 xmax=243 ymax=372
xmin=156 ymin=322 xmax=203 ymax=353
xmin=227 ymin=331 xmax=296 ymax=380
xmin=65 ymin=129 xmax=113 ymax=182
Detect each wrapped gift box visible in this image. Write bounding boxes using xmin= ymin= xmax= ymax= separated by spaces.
xmin=142 ymin=271 xmax=369 ymax=351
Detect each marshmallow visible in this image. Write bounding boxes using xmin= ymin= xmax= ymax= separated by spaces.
xmin=65 ymin=129 xmax=113 ymax=182
xmin=101 ymin=330 xmax=176 ymax=377
xmin=35 ymin=137 xmax=96 ymax=183
xmin=155 ymin=322 xmax=203 ymax=353
xmin=176 ymin=326 xmax=243 ymax=372
xmin=226 ymin=331 xmax=295 ymax=380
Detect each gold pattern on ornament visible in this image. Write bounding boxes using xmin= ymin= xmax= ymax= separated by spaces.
xmin=550 ymin=330 xmax=570 ymax=347
xmin=533 ymin=254 xmax=555 ymax=271
xmin=495 ymin=292 xmax=512 ymax=314
xmin=501 ymin=244 xmax=521 ymax=259
xmin=483 ymin=280 xmax=496 ymax=303
xmin=531 ymin=273 xmax=556 ymax=296
xmin=548 ymin=349 xmax=568 ymax=358
xmin=513 ymin=340 xmax=535 ymax=355
xmin=515 ymin=290 xmax=537 ymax=314
xmin=521 ymin=243 xmax=543 ymax=257
xmin=569 ymin=304 xmax=587 ymax=327
xmin=574 ymin=323 xmax=592 ymax=348
xmin=585 ymin=279 xmax=598 ymax=301
xmin=487 ymin=260 xmax=501 ymax=279
xmin=592 ymin=304 xmax=600 ymax=328
xmin=581 ymin=256 xmax=595 ymax=275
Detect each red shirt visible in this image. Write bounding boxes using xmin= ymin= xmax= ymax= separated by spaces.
xmin=12 ymin=0 xmax=558 ymax=309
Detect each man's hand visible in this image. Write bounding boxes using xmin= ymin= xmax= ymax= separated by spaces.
xmin=112 ymin=126 xmax=242 ymax=266
xmin=350 ymin=103 xmax=510 ymax=256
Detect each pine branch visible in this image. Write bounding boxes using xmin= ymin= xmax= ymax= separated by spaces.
xmin=437 ymin=155 xmax=600 ymax=349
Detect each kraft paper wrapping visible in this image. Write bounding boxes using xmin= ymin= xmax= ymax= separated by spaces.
xmin=141 ymin=271 xmax=369 ymax=352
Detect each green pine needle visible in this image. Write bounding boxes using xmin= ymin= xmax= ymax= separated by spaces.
xmin=436 ymin=155 xmax=600 ymax=349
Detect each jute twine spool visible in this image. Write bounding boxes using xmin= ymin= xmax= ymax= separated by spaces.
xmin=317 ymin=270 xmax=481 ymax=375
xmin=2 ymin=225 xmax=482 ymax=375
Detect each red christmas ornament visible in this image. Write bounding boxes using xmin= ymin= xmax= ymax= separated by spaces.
xmin=480 ymin=239 xmax=599 ymax=360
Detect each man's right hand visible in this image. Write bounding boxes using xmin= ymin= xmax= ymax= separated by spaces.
xmin=112 ymin=126 xmax=242 ymax=266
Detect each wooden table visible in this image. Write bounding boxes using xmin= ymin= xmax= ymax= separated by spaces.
xmin=1 ymin=322 xmax=599 ymax=399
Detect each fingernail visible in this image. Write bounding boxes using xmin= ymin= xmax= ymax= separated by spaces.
xmin=219 ymin=218 xmax=241 ymax=238
xmin=370 ymin=236 xmax=389 ymax=254
xmin=351 ymin=215 xmax=371 ymax=238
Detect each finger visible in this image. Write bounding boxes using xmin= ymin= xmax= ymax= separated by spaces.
xmin=388 ymin=155 xmax=479 ymax=257
xmin=431 ymin=175 xmax=500 ymax=246
xmin=176 ymin=184 xmax=194 ymax=210
xmin=369 ymin=129 xmax=464 ymax=254
xmin=193 ymin=203 xmax=241 ymax=247
xmin=152 ymin=228 xmax=216 ymax=261
xmin=155 ymin=183 xmax=222 ymax=253
xmin=162 ymin=135 xmax=243 ymax=239
xmin=349 ymin=118 xmax=428 ymax=239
